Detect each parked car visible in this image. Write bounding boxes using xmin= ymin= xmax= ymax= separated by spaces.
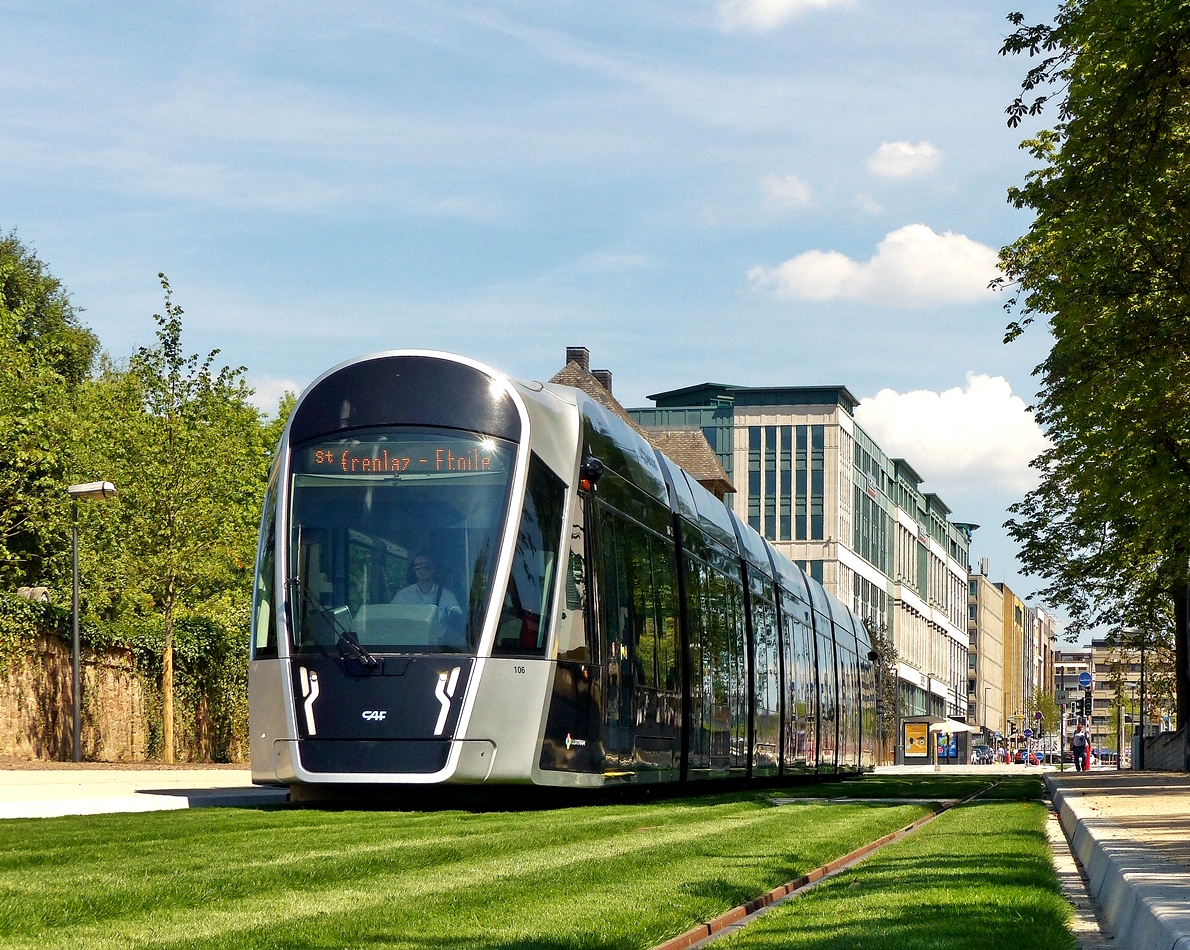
xmin=971 ymin=745 xmax=994 ymax=765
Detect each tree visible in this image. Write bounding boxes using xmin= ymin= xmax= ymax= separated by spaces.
xmin=1026 ymin=689 xmax=1061 ymax=736
xmin=0 ymin=232 xmax=98 ymax=589
xmin=867 ymin=622 xmax=899 ymax=758
xmin=997 ymin=1 xmax=1190 ymax=727
xmin=80 ymin=275 xmax=268 ymax=762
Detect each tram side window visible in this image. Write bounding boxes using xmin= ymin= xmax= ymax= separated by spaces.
xmin=252 ymin=484 xmax=278 ymax=659
xmin=595 ymin=506 xmax=660 ymax=688
xmin=494 ymin=454 xmax=567 ymax=656
xmin=655 ymin=550 xmax=679 ymax=692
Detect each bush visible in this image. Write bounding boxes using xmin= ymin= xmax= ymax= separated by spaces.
xmin=0 ymin=591 xmax=248 ymax=762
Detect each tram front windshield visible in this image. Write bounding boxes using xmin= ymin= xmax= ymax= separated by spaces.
xmin=289 ymin=427 xmax=516 ymax=655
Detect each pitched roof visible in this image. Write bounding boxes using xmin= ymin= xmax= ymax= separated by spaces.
xmin=549 ymin=360 xmax=652 ymax=437
xmin=549 ymin=359 xmax=735 ymax=497
xmin=644 ymin=428 xmax=735 ymax=498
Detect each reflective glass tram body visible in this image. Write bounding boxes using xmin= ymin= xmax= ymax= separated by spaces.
xmin=249 ymin=352 xmax=875 ymax=789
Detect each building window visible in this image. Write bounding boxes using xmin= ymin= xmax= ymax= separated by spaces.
xmin=764 ymin=425 xmax=777 ymax=540
xmin=748 ymin=426 xmax=761 ymax=531
xmin=795 ymin=425 xmax=807 ymax=540
xmin=809 ymin=559 xmax=823 ymax=583
xmin=810 ymin=424 xmax=824 ymax=540
xmin=969 ymin=579 xmax=977 ymax=596
xmin=779 ymin=425 xmax=792 ymax=540
xmin=968 ymin=603 xmax=977 ymax=620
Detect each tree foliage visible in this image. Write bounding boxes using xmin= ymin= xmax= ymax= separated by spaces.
xmin=0 ymin=232 xmax=98 ymax=588
xmin=1026 ymin=689 xmax=1061 ymax=735
xmin=0 ymin=235 xmax=286 ymax=761
xmin=997 ymin=2 xmax=1190 ymax=650
xmin=867 ymin=622 xmax=900 ymax=749
xmin=76 ymin=274 xmax=272 ymax=761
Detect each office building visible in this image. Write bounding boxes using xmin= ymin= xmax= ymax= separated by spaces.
xmin=628 ymin=381 xmax=972 ymax=726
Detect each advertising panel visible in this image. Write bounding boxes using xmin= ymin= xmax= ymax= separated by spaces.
xmin=905 ymin=722 xmax=928 ymax=757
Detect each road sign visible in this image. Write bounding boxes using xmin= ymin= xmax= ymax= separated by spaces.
xmin=1035 ymin=711 xmax=1043 ymax=720
xmin=1024 ymin=728 xmax=1033 ymax=738
xmin=1079 ymin=671 xmax=1092 ymax=688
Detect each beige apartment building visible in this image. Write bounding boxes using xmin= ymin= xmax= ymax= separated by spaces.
xmin=1087 ymin=636 xmax=1175 ymax=758
xmin=1055 ymin=649 xmax=1092 ymax=726
xmin=1000 ymin=586 xmax=1028 ymax=738
xmin=967 ymin=567 xmax=1005 ymax=737
xmin=1035 ymin=608 xmax=1058 ymax=700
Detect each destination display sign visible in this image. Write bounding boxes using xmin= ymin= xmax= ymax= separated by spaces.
xmin=294 ymin=434 xmax=512 ymax=477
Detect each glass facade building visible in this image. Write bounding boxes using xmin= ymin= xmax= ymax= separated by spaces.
xmin=630 ymin=383 xmax=973 ymax=731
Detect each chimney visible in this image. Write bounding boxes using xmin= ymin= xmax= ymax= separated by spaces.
xmin=566 ymin=346 xmax=590 ymax=372
xmin=591 ymin=369 xmax=612 ymax=393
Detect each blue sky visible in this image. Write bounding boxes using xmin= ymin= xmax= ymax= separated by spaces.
xmin=2 ymin=0 xmax=1063 ymax=617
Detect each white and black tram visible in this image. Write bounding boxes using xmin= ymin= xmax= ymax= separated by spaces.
xmin=249 ymin=351 xmax=876 ymax=791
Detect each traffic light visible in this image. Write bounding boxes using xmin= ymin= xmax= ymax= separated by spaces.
xmin=1084 ymin=687 xmax=1093 ymax=718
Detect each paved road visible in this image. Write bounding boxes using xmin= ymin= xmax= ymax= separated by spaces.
xmin=0 ymin=764 xmax=287 ymax=819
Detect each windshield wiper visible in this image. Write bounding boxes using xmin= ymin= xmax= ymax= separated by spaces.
xmin=287 ymin=577 xmax=379 ymax=669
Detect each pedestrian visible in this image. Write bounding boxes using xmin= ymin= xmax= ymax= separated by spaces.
xmin=1071 ymin=723 xmax=1087 ymax=772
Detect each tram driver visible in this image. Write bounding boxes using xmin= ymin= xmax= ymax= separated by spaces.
xmin=392 ymin=551 xmax=465 ymax=648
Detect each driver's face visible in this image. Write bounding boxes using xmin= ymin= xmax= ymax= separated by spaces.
xmin=414 ymin=558 xmax=435 ymax=578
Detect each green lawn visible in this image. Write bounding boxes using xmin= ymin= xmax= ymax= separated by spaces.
xmin=0 ymin=787 xmax=933 ymax=950
xmin=718 ymin=775 xmax=1075 ymax=950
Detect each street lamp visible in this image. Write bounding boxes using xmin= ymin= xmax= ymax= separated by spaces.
xmin=67 ymin=481 xmax=116 ymax=763
xmin=1122 ymin=626 xmax=1147 ymax=770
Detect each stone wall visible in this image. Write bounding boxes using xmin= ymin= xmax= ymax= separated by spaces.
xmin=1143 ymin=726 xmax=1189 ymax=772
xmin=0 ymin=632 xmax=148 ymax=761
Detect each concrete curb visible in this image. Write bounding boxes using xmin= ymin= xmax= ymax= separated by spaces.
xmin=1046 ymin=775 xmax=1190 ymax=950
xmin=0 ymin=787 xmax=289 ymax=820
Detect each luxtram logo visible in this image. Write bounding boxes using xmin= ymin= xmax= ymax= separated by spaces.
xmin=362 ymin=710 xmax=387 ymax=722
xmin=434 ymin=667 xmax=462 ymax=736
xmin=299 ymin=667 xmax=320 ymax=735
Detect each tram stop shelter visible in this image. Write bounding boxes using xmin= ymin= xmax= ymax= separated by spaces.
xmin=899 ymin=715 xmax=975 ymax=766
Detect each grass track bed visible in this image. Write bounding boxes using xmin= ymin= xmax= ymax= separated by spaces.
xmin=0 ymin=785 xmax=942 ymax=950
xmin=718 ymin=776 xmax=1075 ymax=950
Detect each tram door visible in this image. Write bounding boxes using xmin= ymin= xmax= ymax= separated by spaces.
xmin=750 ymin=579 xmax=780 ymax=777
xmin=539 ymin=496 xmax=601 ymax=773
xmin=781 ymin=599 xmax=813 ymax=772
xmin=592 ymin=502 xmax=681 ymax=782
xmin=814 ymin=610 xmax=838 ymax=772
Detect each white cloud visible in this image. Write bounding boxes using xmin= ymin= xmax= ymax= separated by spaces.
xmin=867 ymin=140 xmax=942 ymax=178
xmin=747 ymin=223 xmax=999 ymax=308
xmin=247 ymin=376 xmax=303 ymax=415
xmin=762 ymin=173 xmax=812 ymax=209
xmin=718 ymin=0 xmax=854 ymax=31
xmin=854 ymin=374 xmax=1048 ymax=496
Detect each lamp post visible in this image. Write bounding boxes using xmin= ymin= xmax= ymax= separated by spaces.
xmin=67 ymin=481 xmax=116 ymax=763
xmin=1139 ymin=630 xmax=1146 ymax=769
xmin=1122 ymin=626 xmax=1146 ymax=770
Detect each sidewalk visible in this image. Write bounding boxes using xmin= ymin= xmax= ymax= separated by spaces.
xmin=0 ymin=764 xmax=289 ymax=819
xmin=1046 ymin=770 xmax=1190 ymax=950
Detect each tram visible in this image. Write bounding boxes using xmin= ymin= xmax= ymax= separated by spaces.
xmin=249 ymin=351 xmax=876 ymax=790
